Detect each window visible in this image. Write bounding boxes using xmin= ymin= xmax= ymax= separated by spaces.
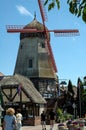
xmin=41 ymin=42 xmax=45 ymax=48
xmin=28 ymin=59 xmax=33 ymax=68
xmin=43 ymin=93 xmax=53 ymax=99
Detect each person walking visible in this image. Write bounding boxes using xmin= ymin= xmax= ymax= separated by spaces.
xmin=41 ymin=111 xmax=46 ymax=130
xmin=3 ymin=107 xmax=16 ymax=130
xmin=16 ymin=113 xmax=22 ymax=130
xmin=49 ymin=109 xmax=56 ymax=130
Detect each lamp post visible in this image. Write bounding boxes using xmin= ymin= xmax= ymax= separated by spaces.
xmin=73 ymin=103 xmax=76 ymax=119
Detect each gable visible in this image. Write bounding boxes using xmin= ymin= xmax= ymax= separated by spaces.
xmin=0 ymin=74 xmax=46 ymax=104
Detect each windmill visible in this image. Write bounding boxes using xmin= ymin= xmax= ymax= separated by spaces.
xmin=6 ymin=0 xmax=79 ymax=73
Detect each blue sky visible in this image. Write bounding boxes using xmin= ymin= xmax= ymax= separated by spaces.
xmin=0 ymin=0 xmax=86 ymax=85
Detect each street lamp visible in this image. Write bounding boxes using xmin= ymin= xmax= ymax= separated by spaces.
xmin=72 ymin=103 xmax=76 ymax=119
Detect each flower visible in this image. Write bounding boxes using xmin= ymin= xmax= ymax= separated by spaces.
xmin=72 ymin=121 xmax=78 ymax=125
xmin=58 ymin=123 xmax=64 ymax=126
xmin=77 ymin=128 xmax=81 ymax=130
xmin=79 ymin=123 xmax=84 ymax=127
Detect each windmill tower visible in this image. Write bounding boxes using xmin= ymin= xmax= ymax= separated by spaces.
xmin=13 ymin=16 xmax=57 ymax=97
xmin=6 ymin=0 xmax=79 ymax=98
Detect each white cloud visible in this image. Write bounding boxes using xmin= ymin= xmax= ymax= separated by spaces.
xmin=16 ymin=5 xmax=34 ymax=18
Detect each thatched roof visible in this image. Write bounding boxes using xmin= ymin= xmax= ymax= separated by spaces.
xmin=0 ymin=72 xmax=4 ymax=81
xmin=0 ymin=74 xmax=46 ymax=104
xmin=0 ymin=72 xmax=4 ymax=76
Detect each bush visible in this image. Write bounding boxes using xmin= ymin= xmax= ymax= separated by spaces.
xmin=56 ymin=108 xmax=73 ymax=122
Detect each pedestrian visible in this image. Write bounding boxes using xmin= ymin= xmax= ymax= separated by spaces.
xmin=41 ymin=111 xmax=46 ymax=130
xmin=16 ymin=113 xmax=22 ymax=130
xmin=49 ymin=109 xmax=56 ymax=130
xmin=3 ymin=107 xmax=16 ymax=130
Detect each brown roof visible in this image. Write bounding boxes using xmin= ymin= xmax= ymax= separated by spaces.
xmin=0 ymin=74 xmax=46 ymax=104
xmin=24 ymin=18 xmax=48 ymax=31
xmin=23 ymin=18 xmax=50 ymax=40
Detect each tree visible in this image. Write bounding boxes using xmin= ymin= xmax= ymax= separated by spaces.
xmin=44 ymin=0 xmax=86 ymax=23
xmin=66 ymin=80 xmax=75 ymax=114
xmin=82 ymin=89 xmax=86 ymax=115
xmin=68 ymin=80 xmax=75 ymax=96
xmin=77 ymin=77 xmax=84 ymax=117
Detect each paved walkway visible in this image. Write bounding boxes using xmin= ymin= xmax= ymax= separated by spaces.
xmin=0 ymin=124 xmax=58 ymax=130
xmin=22 ymin=124 xmax=58 ymax=130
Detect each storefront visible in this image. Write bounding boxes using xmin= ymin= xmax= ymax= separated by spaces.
xmin=0 ymin=74 xmax=46 ymax=125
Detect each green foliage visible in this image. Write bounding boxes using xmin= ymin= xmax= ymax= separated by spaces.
xmin=77 ymin=77 xmax=84 ymax=101
xmin=57 ymin=108 xmax=63 ymax=116
xmin=82 ymin=4 xmax=86 ymax=22
xmin=82 ymin=89 xmax=86 ymax=100
xmin=68 ymin=0 xmax=86 ymax=23
xmin=63 ymin=113 xmax=73 ymax=120
xmin=56 ymin=108 xmax=65 ymax=122
xmin=56 ymin=108 xmax=73 ymax=122
xmin=48 ymin=2 xmax=55 ymax=11
xmin=56 ymin=0 xmax=60 ymax=9
xmin=44 ymin=0 xmax=60 ymax=11
xmin=44 ymin=0 xmax=86 ymax=23
xmin=68 ymin=80 xmax=75 ymax=96
xmin=77 ymin=77 xmax=86 ymax=116
xmin=83 ymin=76 xmax=86 ymax=86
